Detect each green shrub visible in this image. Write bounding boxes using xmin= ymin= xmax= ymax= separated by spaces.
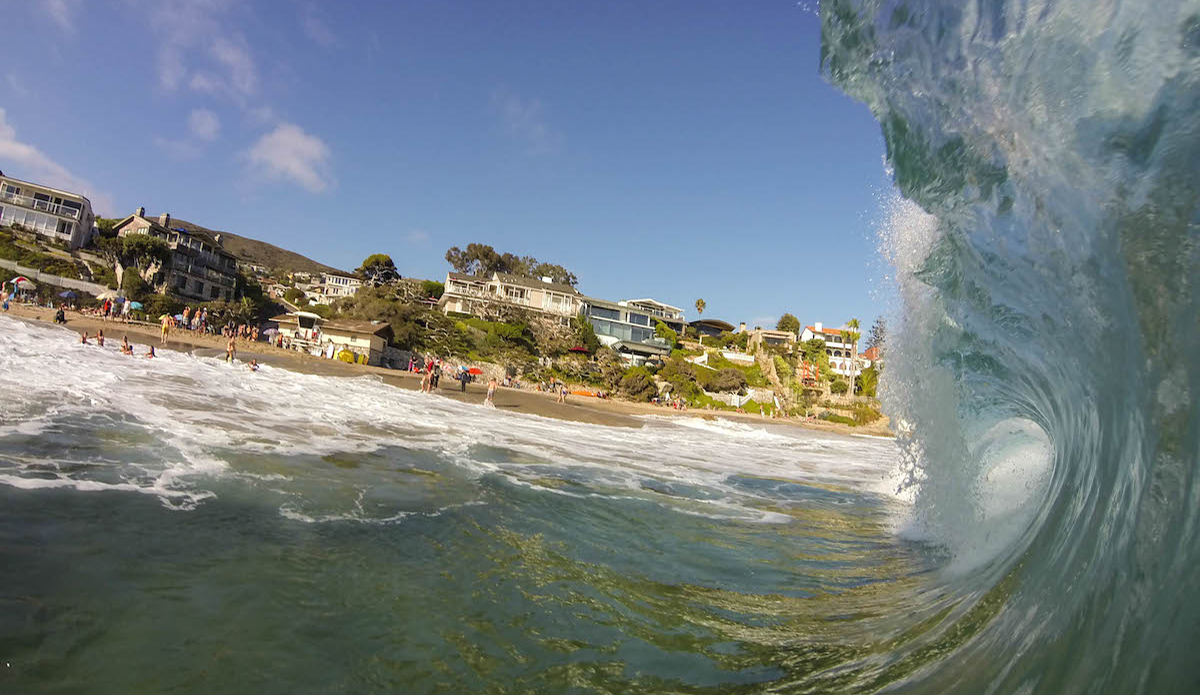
xmin=830 ymin=379 xmax=849 ymax=395
xmin=704 ymin=367 xmax=747 ymax=393
xmin=819 ymin=412 xmax=856 ymax=426
xmin=619 ymin=366 xmax=657 ymax=402
xmin=851 ymin=403 xmax=883 ymax=425
xmin=421 ymin=280 xmax=445 ymax=300
xmin=283 ymin=287 xmax=307 ymax=304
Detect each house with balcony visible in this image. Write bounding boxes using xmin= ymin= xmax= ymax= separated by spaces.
xmin=748 ymin=327 xmax=797 ymax=351
xmin=581 ymin=296 xmax=686 ymax=365
xmin=800 ymin=323 xmax=870 ymax=377
xmin=313 ymin=272 xmax=362 ymax=304
xmin=113 ymin=208 xmax=239 ymax=302
xmin=438 ymin=271 xmax=583 ymax=324
xmin=0 ymin=173 xmax=96 ymax=249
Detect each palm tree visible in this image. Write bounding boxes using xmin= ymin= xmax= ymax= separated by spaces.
xmin=846 ymin=318 xmax=861 ymax=397
xmin=694 ymin=298 xmax=706 ymax=345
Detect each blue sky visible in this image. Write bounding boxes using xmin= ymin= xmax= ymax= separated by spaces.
xmin=1 ymin=0 xmax=890 ymax=330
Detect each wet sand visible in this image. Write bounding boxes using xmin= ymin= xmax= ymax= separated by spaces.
xmin=4 ymin=305 xmax=893 ymax=436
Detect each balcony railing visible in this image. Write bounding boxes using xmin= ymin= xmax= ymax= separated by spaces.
xmin=0 ymin=190 xmax=81 ymax=220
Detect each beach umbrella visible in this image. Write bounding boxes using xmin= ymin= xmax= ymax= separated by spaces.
xmin=95 ymin=290 xmax=120 ymax=300
xmin=468 ymin=367 xmax=483 ymax=375
xmin=129 ymin=301 xmax=143 ymax=310
xmin=12 ymin=277 xmax=35 ymax=289
xmin=58 ymin=290 xmax=77 ymax=299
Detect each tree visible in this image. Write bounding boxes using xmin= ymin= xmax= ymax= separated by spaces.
xmin=857 ymin=365 xmax=879 ymax=397
xmin=694 ymin=298 xmax=706 ymax=345
xmin=830 ymin=379 xmax=849 ymax=395
xmin=574 ymin=315 xmax=601 ymax=354
xmin=776 ymin=313 xmax=800 ymax=336
xmin=802 ymin=338 xmax=831 ymax=382
xmin=444 ymin=243 xmax=579 ymax=287
xmin=420 ymin=280 xmax=445 ymax=300
xmin=356 ymin=254 xmax=400 ymax=286
xmin=867 ymin=316 xmax=886 ymax=352
xmin=283 ymin=287 xmax=307 ymax=305
xmin=845 ymin=318 xmax=861 ymax=399
xmin=99 ymin=235 xmax=170 ymax=289
xmin=654 ymin=320 xmax=678 ymax=348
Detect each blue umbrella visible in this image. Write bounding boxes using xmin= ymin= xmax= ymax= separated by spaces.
xmin=129 ymin=301 xmax=144 ymax=310
xmin=58 ymin=290 xmax=77 ymax=299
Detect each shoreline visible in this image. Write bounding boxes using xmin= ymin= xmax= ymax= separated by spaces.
xmin=3 ymin=305 xmax=893 ymax=437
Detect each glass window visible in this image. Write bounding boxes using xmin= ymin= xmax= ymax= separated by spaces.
xmin=628 ymin=313 xmax=650 ymax=326
xmin=589 ymin=306 xmax=620 ymax=321
xmin=3 ymin=184 xmax=20 ymax=196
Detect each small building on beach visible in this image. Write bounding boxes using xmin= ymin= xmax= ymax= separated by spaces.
xmin=270 ymin=312 xmax=392 ymax=366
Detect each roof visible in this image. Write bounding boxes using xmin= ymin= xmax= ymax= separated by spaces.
xmin=446 ymin=271 xmax=488 ymax=284
xmin=689 ymin=318 xmax=735 ymax=332
xmin=322 ymin=320 xmax=392 ymax=336
xmin=805 ymin=325 xmax=843 ymax=336
xmin=862 ymin=346 xmax=881 ymax=360
xmin=494 ymin=272 xmax=580 ymax=295
xmin=625 ymin=298 xmax=683 ymax=313
xmin=115 ymin=214 xmax=234 ymax=257
xmin=0 ymin=173 xmax=93 ymax=204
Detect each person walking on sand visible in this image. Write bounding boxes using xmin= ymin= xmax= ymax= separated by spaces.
xmin=557 ymin=384 xmax=567 ymax=404
xmin=486 ymin=377 xmax=498 ymax=407
xmin=160 ymin=315 xmax=170 ymax=345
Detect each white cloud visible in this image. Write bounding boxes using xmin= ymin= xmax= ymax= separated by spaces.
xmin=491 ymin=86 xmax=564 ymax=156
xmin=42 ymin=0 xmax=81 ymax=33
xmin=404 ymin=230 xmax=429 ymax=244
xmin=302 ymin=5 xmax=337 ymax=47
xmin=188 ymin=109 xmax=221 ymax=141
xmin=0 ymin=108 xmax=114 ymax=214
xmin=243 ymin=123 xmax=333 ymax=193
xmin=209 ymin=36 xmax=258 ymax=96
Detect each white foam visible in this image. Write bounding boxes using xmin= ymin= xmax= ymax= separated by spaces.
xmin=0 ymin=315 xmax=902 ymax=522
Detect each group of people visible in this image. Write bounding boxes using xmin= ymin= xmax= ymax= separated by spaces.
xmin=90 ymin=298 xmax=133 ymax=322
xmin=78 ymin=329 xmax=155 ymax=358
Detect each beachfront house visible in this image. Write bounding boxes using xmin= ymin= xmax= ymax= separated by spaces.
xmin=689 ymin=318 xmax=736 ymax=339
xmin=314 ymin=272 xmax=362 ymax=304
xmin=580 ymin=297 xmax=686 ymax=365
xmin=800 ymin=323 xmax=871 ymax=377
xmin=747 ymin=327 xmax=797 ymax=352
xmin=113 ymin=209 xmax=239 ymax=302
xmin=438 ymin=271 xmax=583 ymax=324
xmin=0 ymin=172 xmax=96 ymax=249
xmin=270 ymin=311 xmax=393 ymax=366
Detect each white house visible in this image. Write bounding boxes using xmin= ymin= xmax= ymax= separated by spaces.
xmin=800 ymin=323 xmax=872 ymax=377
xmin=270 ymin=312 xmax=392 ymax=366
xmin=0 ymin=172 xmax=96 ymax=249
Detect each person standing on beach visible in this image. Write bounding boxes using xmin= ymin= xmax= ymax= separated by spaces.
xmin=160 ymin=315 xmax=170 ymax=345
xmin=557 ymin=384 xmax=567 ymax=403
xmin=432 ymin=360 xmax=442 ymax=390
xmin=486 ymin=377 xmax=497 ymax=407
xmin=459 ymin=367 xmax=469 ymax=392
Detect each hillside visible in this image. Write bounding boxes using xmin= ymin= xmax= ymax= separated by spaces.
xmin=170 ymin=219 xmax=346 ymax=275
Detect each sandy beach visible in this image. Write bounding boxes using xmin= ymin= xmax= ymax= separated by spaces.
xmin=3 ymin=304 xmax=892 ymax=436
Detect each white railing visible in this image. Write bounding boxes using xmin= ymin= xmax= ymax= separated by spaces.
xmin=0 ymin=190 xmax=81 ymax=219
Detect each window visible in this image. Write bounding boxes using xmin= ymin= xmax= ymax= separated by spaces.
xmin=589 ymin=306 xmax=620 ymax=321
xmin=628 ymin=313 xmax=650 ymax=326
xmin=210 ymin=286 xmax=220 ymax=299
xmin=56 ymin=220 xmax=73 ymax=237
xmin=176 ymin=276 xmax=187 ymax=290
xmin=2 ymin=184 xmax=20 ymax=196
xmin=193 ymin=279 xmax=204 ymax=294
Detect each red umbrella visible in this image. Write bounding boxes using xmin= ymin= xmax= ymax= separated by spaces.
xmin=467 ymin=367 xmax=483 ymax=375
xmin=568 ymin=346 xmax=590 ymax=353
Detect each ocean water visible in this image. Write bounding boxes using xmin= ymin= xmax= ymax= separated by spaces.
xmin=3 ymin=0 xmax=1198 ymax=692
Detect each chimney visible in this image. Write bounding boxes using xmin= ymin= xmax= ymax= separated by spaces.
xmin=159 ymin=213 xmax=171 ymax=228
xmin=738 ymin=322 xmax=746 ymax=333
xmin=815 ymin=322 xmax=823 ymax=332
xmin=136 ymin=206 xmax=145 ymax=217
xmin=214 ymin=233 xmax=222 ymax=245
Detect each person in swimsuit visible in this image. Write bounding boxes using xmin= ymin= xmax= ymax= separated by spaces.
xmin=226 ymin=337 xmax=237 ymax=363
xmin=79 ymin=332 xmax=89 ymax=345
xmin=146 ymin=346 xmax=156 ymax=358
xmin=121 ymin=336 xmax=133 ymax=355
xmin=96 ymin=330 xmax=105 ymax=347
xmin=160 ymin=315 xmax=170 ymax=345
xmin=485 ymin=377 xmax=498 ymax=407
